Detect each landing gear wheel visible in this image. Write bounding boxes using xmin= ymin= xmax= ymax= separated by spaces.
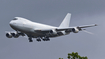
xmin=43 ymin=39 xmax=46 ymax=41
xmin=46 ymin=38 xmax=50 ymax=41
xmin=36 ymin=39 xmax=41 ymax=42
xmin=29 ymin=37 xmax=33 ymax=42
xmin=29 ymin=40 xmax=33 ymax=42
xmin=42 ymin=38 xmax=50 ymax=41
xmin=36 ymin=37 xmax=41 ymax=42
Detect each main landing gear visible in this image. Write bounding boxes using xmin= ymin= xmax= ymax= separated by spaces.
xmin=36 ymin=37 xmax=50 ymax=42
xmin=28 ymin=37 xmax=50 ymax=42
xmin=36 ymin=37 xmax=41 ymax=42
xmin=42 ymin=37 xmax=50 ymax=41
xmin=28 ymin=37 xmax=33 ymax=42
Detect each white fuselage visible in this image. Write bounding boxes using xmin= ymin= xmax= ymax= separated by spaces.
xmin=10 ymin=17 xmax=69 ymax=38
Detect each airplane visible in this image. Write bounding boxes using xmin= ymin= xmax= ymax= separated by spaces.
xmin=6 ymin=13 xmax=97 ymax=42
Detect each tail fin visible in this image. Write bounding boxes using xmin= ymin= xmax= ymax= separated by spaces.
xmin=59 ymin=13 xmax=71 ymax=28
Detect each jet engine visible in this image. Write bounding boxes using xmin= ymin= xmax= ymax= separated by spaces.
xmin=49 ymin=29 xmax=57 ymax=35
xmin=6 ymin=32 xmax=12 ymax=38
xmin=71 ymin=27 xmax=79 ymax=33
xmin=11 ymin=32 xmax=19 ymax=38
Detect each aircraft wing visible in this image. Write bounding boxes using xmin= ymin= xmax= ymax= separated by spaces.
xmin=56 ymin=24 xmax=97 ymax=31
xmin=34 ymin=24 xmax=97 ymax=33
xmin=78 ymin=24 xmax=97 ymax=28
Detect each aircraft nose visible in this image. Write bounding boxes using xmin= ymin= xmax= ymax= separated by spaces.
xmin=9 ymin=21 xmax=13 ymax=26
xmin=9 ymin=21 xmax=15 ymax=26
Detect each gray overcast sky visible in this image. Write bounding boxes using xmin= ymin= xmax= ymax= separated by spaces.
xmin=0 ymin=0 xmax=105 ymax=59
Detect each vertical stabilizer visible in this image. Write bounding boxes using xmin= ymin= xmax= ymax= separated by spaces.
xmin=59 ymin=13 xmax=71 ymax=28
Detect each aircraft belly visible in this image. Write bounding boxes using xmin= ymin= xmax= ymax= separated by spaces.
xmin=28 ymin=32 xmax=59 ymax=38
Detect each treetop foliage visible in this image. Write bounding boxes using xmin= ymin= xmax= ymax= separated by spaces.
xmin=59 ymin=52 xmax=88 ymax=59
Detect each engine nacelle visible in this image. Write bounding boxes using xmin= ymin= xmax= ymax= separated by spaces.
xmin=49 ymin=29 xmax=57 ymax=35
xmin=11 ymin=32 xmax=19 ymax=38
xmin=71 ymin=27 xmax=79 ymax=33
xmin=6 ymin=32 xmax=12 ymax=38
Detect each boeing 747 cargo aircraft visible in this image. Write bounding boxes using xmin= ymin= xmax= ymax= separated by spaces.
xmin=6 ymin=13 xmax=97 ymax=42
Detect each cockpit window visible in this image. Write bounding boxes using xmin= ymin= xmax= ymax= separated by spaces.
xmin=13 ymin=18 xmax=17 ymax=20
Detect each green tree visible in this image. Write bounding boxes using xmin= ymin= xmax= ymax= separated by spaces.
xmin=59 ymin=52 xmax=88 ymax=59
xmin=59 ymin=58 xmax=63 ymax=59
